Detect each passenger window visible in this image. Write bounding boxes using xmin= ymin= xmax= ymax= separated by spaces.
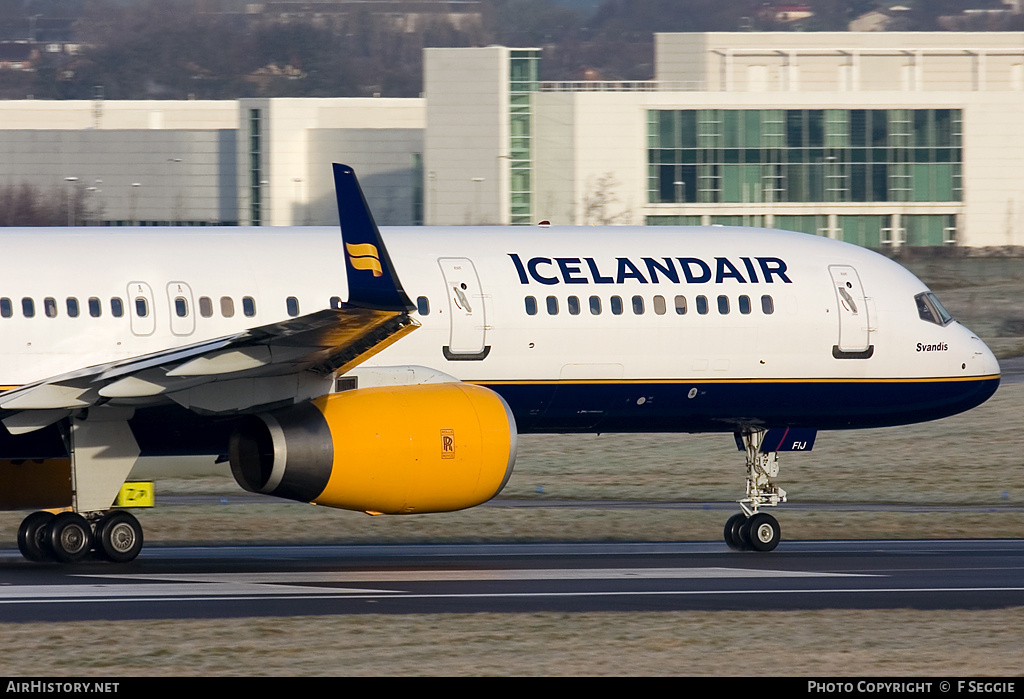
xmin=696 ymin=295 xmax=708 ymax=315
xmin=89 ymin=297 xmax=101 ymax=317
xmin=174 ymin=297 xmax=188 ymax=318
xmin=66 ymin=298 xmax=79 ymax=318
xmin=761 ymin=295 xmax=774 ymax=315
xmin=135 ymin=297 xmax=148 ymax=318
xmin=287 ymin=296 xmax=300 ymax=317
xmin=243 ymin=297 xmax=256 ymax=317
xmin=525 ymin=296 xmax=537 ymax=315
xmin=653 ymin=295 xmax=666 ymax=315
xmin=0 ymin=298 xmax=12 ymax=318
xmin=567 ymin=296 xmax=580 ymax=315
xmin=44 ymin=297 xmax=57 ymax=318
xmin=199 ymin=297 xmax=213 ymax=318
xmin=717 ymin=295 xmax=729 ymax=315
xmin=111 ymin=298 xmax=124 ymax=317
xmin=22 ymin=298 xmax=34 ymax=318
xmin=415 ymin=296 xmax=429 ymax=316
xmin=674 ymin=295 xmax=687 ymax=315
xmin=546 ymin=296 xmax=559 ymax=315
xmin=589 ymin=296 xmax=602 ymax=315
xmin=739 ymin=295 xmax=751 ymax=315
xmin=220 ymin=297 xmax=234 ymax=318
xmin=632 ymin=295 xmax=644 ymax=315
xmin=610 ymin=296 xmax=623 ymax=315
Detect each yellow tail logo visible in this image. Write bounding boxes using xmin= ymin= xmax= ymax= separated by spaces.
xmin=346 ymin=242 xmax=382 ymax=277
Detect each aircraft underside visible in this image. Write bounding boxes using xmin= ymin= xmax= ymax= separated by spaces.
xmin=0 ymin=373 xmax=999 ymax=460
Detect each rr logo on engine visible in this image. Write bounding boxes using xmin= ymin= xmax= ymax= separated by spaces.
xmin=441 ymin=429 xmax=455 ymax=459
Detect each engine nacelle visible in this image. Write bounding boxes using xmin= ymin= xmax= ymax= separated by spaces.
xmin=229 ymin=382 xmax=517 ymax=514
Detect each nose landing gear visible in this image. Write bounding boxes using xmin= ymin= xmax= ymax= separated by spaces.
xmin=724 ymin=428 xmax=796 ymax=552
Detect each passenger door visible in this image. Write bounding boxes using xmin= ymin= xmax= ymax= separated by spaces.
xmin=828 ymin=265 xmax=871 ymax=354
xmin=437 ymin=257 xmax=488 ymax=360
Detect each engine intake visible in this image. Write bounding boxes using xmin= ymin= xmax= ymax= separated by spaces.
xmin=229 ymin=382 xmax=517 ymax=514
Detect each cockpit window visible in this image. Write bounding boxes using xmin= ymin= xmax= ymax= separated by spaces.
xmin=915 ymin=292 xmax=953 ymax=326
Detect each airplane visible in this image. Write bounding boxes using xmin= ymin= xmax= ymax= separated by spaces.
xmin=0 ymin=164 xmax=1000 ymax=562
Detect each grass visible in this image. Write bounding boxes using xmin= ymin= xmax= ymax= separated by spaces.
xmin=1 ymin=610 xmax=1023 ymax=676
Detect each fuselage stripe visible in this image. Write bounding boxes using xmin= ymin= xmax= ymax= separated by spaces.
xmin=471 ymin=375 xmax=1000 ymax=386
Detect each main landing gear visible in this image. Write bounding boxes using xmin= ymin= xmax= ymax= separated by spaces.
xmin=17 ymin=509 xmax=143 ymax=563
xmin=724 ymin=429 xmax=786 ymax=552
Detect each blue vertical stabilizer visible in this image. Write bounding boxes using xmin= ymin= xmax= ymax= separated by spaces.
xmin=333 ymin=163 xmax=415 ymax=311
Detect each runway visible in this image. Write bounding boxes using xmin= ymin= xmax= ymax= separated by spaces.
xmin=2 ymin=539 xmax=1023 ymax=622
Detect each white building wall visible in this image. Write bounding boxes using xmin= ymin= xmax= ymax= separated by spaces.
xmin=960 ymin=92 xmax=1024 ymax=246
xmin=238 ymin=97 xmax=425 ymax=226
xmin=0 ymin=100 xmax=237 ymax=130
xmin=308 ymin=128 xmax=423 ymax=227
xmin=534 ymin=92 xmax=647 ymax=226
xmin=0 ymin=129 xmax=233 ymax=224
xmin=533 ymin=93 xmax=576 ymax=224
xmin=657 ymin=32 xmax=1024 ymax=94
xmin=424 ymin=47 xmax=510 ymax=225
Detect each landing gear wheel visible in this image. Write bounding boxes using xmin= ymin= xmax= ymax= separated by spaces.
xmin=96 ymin=511 xmax=143 ymax=563
xmin=745 ymin=512 xmax=781 ymax=552
xmin=724 ymin=513 xmax=749 ymax=551
xmin=18 ymin=511 xmax=55 ymax=563
xmin=47 ymin=512 xmax=93 ymax=563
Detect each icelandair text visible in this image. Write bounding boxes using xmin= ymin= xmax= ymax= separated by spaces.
xmin=508 ymin=254 xmax=792 ymax=286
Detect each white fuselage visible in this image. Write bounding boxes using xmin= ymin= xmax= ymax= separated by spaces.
xmin=0 ymin=224 xmax=1001 ymax=438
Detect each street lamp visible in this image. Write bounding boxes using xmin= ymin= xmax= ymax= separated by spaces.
xmin=64 ymin=176 xmax=78 ymax=227
xmin=130 ymin=183 xmax=141 ymax=225
xmin=471 ymin=177 xmax=484 ymax=225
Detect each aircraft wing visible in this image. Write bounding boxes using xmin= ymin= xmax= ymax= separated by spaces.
xmin=0 ymin=164 xmax=419 ymax=434
xmin=0 ymin=307 xmax=418 ymax=432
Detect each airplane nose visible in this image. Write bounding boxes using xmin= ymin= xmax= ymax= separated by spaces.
xmin=967 ymin=332 xmax=1001 ymax=380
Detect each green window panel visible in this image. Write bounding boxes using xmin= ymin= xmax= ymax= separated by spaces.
xmin=839 ymin=215 xmax=888 ymax=249
xmin=773 ymin=215 xmax=827 ymax=236
xmin=647 ymin=109 xmax=962 ymax=206
xmin=904 ymin=214 xmax=955 ymax=246
xmin=710 ymin=215 xmax=744 ymax=226
xmin=646 ymin=215 xmax=702 ymax=226
xmin=722 ymin=165 xmax=763 ymax=203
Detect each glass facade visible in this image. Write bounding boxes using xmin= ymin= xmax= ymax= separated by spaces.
xmin=412 ymin=153 xmax=424 ymax=226
xmin=509 ymin=50 xmax=539 ymax=225
xmin=249 ymin=108 xmax=262 ymax=226
xmin=648 ymin=109 xmax=962 ymax=206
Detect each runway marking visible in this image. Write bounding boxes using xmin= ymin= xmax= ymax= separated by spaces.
xmin=80 ymin=566 xmax=874 ymax=584
xmin=3 ymin=586 xmax=1024 ymax=607
xmin=0 ymin=581 xmax=393 ymax=602
xmin=0 ymin=568 xmax=875 ymax=606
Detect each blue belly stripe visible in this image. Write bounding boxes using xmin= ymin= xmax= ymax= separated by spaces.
xmin=476 ymin=376 xmax=1001 ymax=433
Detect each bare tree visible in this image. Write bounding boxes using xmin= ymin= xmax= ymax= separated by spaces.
xmin=581 ymin=173 xmax=633 ymax=225
xmin=0 ymin=183 xmax=67 ymax=226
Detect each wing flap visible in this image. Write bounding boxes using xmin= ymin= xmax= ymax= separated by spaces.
xmin=0 ymin=307 xmax=419 ymax=428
